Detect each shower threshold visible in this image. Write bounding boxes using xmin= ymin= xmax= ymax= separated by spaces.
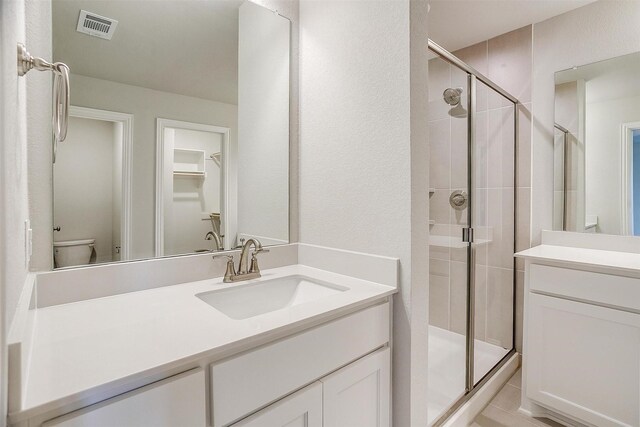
xmin=427 ymin=325 xmax=509 ymax=425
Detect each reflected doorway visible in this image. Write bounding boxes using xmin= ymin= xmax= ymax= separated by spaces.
xmin=53 ymin=106 xmax=132 ymax=267
xmin=155 ymin=119 xmax=231 ymax=256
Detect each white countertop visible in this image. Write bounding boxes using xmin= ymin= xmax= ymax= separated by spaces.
xmin=16 ymin=265 xmax=395 ymax=420
xmin=516 ymin=244 xmax=640 ymax=275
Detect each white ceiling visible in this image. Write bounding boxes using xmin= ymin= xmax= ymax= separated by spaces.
xmin=53 ymin=0 xmax=244 ymax=105
xmin=428 ymin=0 xmax=597 ymax=53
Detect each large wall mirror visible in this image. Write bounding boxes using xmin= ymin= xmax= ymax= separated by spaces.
xmin=52 ymin=0 xmax=290 ymax=268
xmin=553 ymin=51 xmax=640 ymax=236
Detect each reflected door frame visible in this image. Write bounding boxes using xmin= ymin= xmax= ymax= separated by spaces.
xmin=155 ymin=118 xmax=231 ymax=257
xmin=67 ymin=106 xmax=133 ymax=261
xmin=621 ymin=121 xmax=640 ymax=235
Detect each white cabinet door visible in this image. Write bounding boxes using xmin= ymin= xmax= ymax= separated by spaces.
xmin=232 ymin=382 xmax=322 ymax=427
xmin=43 ymin=369 xmax=206 ymax=427
xmin=321 ymin=348 xmax=390 ymax=427
xmin=527 ymin=293 xmax=640 ymax=427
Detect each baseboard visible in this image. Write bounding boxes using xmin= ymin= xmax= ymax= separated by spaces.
xmin=518 ymin=404 xmax=586 ymax=427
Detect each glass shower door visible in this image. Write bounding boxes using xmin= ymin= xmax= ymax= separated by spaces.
xmin=471 ymin=80 xmax=515 ymax=386
xmin=427 ymin=39 xmax=517 ymax=426
xmin=427 ymin=55 xmax=471 ymax=424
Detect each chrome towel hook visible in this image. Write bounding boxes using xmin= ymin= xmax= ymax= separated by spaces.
xmin=17 ymin=43 xmax=70 ymax=163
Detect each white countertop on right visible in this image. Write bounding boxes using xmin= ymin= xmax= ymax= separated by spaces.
xmin=516 ymin=244 xmax=640 ymax=275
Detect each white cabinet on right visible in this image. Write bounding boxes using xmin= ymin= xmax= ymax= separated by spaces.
xmin=517 ymin=248 xmax=640 ymax=427
xmin=321 ymin=347 xmax=390 ymax=427
xmin=527 ymin=293 xmax=640 ymax=427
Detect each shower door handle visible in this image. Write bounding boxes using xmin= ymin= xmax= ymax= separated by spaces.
xmin=462 ymin=227 xmax=474 ymax=243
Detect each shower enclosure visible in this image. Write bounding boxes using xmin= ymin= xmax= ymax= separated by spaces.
xmin=427 ymin=40 xmax=518 ymax=425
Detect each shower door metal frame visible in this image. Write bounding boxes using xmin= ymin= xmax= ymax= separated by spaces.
xmin=428 ymin=39 xmax=519 ymax=426
xmin=464 ymin=73 xmax=477 ymax=393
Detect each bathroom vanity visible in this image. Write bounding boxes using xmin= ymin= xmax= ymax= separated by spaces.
xmin=517 ymin=231 xmax=640 ymax=427
xmin=7 ymin=244 xmax=397 ymax=427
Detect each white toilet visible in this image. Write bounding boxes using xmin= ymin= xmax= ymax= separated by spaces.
xmin=53 ymin=239 xmax=97 ymax=268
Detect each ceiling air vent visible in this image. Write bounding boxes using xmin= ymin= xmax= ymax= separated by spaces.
xmin=76 ymin=10 xmax=118 ymax=40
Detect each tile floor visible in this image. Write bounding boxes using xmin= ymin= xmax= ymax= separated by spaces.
xmin=472 ymin=369 xmax=564 ymax=426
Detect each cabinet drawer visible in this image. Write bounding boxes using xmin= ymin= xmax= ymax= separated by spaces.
xmin=42 ymin=369 xmax=206 ymax=427
xmin=527 ymin=294 xmax=640 ymax=427
xmin=211 ymin=302 xmax=390 ymax=427
xmin=530 ymin=264 xmax=640 ymax=311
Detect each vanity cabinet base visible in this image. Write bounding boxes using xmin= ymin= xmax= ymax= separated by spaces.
xmin=231 ymin=347 xmax=391 ymax=427
xmin=212 ymin=302 xmax=390 ymax=426
xmin=527 ymin=294 xmax=640 ymax=427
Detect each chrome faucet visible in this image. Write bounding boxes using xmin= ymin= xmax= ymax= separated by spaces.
xmin=214 ymin=238 xmax=269 ymax=283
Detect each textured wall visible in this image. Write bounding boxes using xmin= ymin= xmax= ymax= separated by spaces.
xmin=2 ymin=0 xmax=30 ymax=341
xmin=299 ymin=1 xmax=428 ymax=424
xmin=26 ymin=0 xmax=53 ymax=272
xmin=1 ymin=0 xmax=29 ymax=422
xmin=532 ymin=0 xmax=640 ymax=245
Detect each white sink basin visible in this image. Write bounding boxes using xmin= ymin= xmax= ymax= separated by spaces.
xmin=196 ymin=275 xmax=348 ymax=320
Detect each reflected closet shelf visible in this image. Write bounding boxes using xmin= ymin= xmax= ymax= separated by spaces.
xmin=173 ymin=171 xmax=207 ymax=178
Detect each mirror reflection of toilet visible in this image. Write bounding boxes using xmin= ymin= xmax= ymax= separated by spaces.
xmin=53 ymin=239 xmax=96 ymax=268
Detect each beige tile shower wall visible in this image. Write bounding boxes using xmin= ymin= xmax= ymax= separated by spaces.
xmin=428 ymin=25 xmax=532 ymax=353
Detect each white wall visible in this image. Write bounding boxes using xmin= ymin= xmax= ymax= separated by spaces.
xmin=585 ymin=94 xmax=640 ymax=234
xmin=532 ymin=0 xmax=640 ymax=244
xmin=26 ymin=0 xmax=53 ymax=272
xmin=53 ymin=117 xmax=116 ymax=264
xmin=237 ymin=1 xmax=290 ymax=245
xmin=299 ymin=1 xmax=429 ymax=424
xmin=68 ymin=74 xmax=238 ymax=260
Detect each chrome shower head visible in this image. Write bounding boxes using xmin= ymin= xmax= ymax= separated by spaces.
xmin=443 ymin=87 xmax=463 ymax=106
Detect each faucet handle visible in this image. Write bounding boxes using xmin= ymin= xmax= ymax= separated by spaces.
xmin=249 ymin=253 xmax=260 ymax=274
xmin=213 ymin=254 xmax=236 ymax=282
